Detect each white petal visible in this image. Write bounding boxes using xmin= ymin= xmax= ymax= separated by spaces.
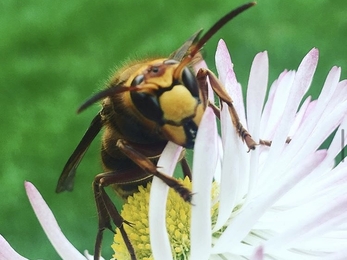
xmin=265 ymin=192 xmax=347 ymax=251
xmin=246 ymin=51 xmax=268 ymax=141
xmin=259 ymin=49 xmax=319 ymax=184
xmin=273 ymin=48 xmax=318 ymax=148
xmin=324 ymin=248 xmax=347 ymax=260
xmin=0 ymin=235 xmax=28 ymax=260
xmin=328 ymin=80 xmax=347 ymax=105
xmin=261 ymin=70 xmax=295 ymax=140
xmin=25 ymin=182 xmax=86 ymax=260
xmin=288 ymin=95 xmax=311 ymax=136
xmin=213 ymin=71 xmax=250 ymax=232
xmin=149 ymin=142 xmax=183 ymax=260
xmin=246 ymin=52 xmax=269 ymax=199
xmin=212 ymin=150 xmax=326 ymax=253
xmin=281 ymin=100 xmax=347 ymax=172
xmin=260 ymin=70 xmax=287 ymax=137
xmin=190 ymin=107 xmax=218 ymax=260
xmin=284 ymin=66 xmax=341 ymax=155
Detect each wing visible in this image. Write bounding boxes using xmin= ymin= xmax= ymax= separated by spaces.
xmin=169 ymin=29 xmax=203 ymax=61
xmin=56 ymin=112 xmax=103 ymax=193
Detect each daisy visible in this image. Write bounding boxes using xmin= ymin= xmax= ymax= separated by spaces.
xmin=113 ymin=40 xmax=347 ymax=259
xmin=2 ymin=41 xmax=347 ymax=260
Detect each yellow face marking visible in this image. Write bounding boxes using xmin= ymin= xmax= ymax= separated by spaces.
xmin=159 ymin=85 xmax=198 ymax=124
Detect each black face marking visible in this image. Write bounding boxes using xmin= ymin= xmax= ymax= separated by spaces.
xmin=183 ymin=120 xmax=198 ymax=149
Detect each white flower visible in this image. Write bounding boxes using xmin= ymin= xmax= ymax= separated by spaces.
xmin=148 ymin=40 xmax=347 ymax=259
xmin=0 ymin=182 xmax=103 ymax=260
xmin=2 ymin=40 xmax=347 ymax=260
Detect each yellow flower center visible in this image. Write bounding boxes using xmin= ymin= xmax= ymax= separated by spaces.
xmin=112 ymin=177 xmax=219 ymax=260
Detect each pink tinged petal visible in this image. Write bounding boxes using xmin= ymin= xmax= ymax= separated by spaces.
xmin=262 ymin=71 xmax=296 ymax=139
xmin=212 ymin=150 xmax=327 ymax=254
xmin=190 ymin=107 xmax=218 ymax=260
xmin=259 ymin=82 xmax=274 ymax=137
xmin=0 ymin=235 xmax=27 ymax=260
xmin=314 ymin=66 xmax=341 ymax=108
xmin=295 ymin=48 xmax=319 ymax=95
xmin=149 ymin=142 xmax=183 ymax=260
xmin=215 ymin=39 xmax=233 ymax=84
xmin=250 ymin=246 xmax=264 ymax=260
xmin=223 ymin=70 xmax=250 ymax=193
xmin=288 ymin=95 xmax=311 ymax=136
xmin=193 ymin=58 xmax=208 ymax=72
xmin=216 ymin=41 xmax=247 ymax=127
xmin=213 ymin=103 xmax=247 ymax=232
xmin=270 ymin=153 xmax=347 ymax=210
xmin=260 ymin=71 xmax=295 ymax=140
xmin=328 ymin=78 xmax=347 ymax=103
xmin=269 ymin=180 xmax=347 ymax=233
xmin=246 ymin=51 xmax=268 ymax=141
xmin=326 ymin=80 xmax=347 ymax=109
xmin=276 ymin=48 xmax=318 ymax=139
xmin=265 ymin=192 xmax=347 ymax=252
xmin=260 ymin=49 xmax=319 ymax=179
xmin=229 ymin=80 xmax=247 ymax=129
xmin=246 ymin=52 xmax=268 ymax=199
xmin=291 ymin=113 xmax=347 ymax=188
xmin=280 ymin=99 xmax=347 ymax=173
xmin=286 ymin=66 xmax=341 ymax=152
xmin=260 ymin=119 xmax=339 ymax=199
xmin=257 ymin=72 xmax=296 ymax=188
xmin=25 ymin=182 xmax=86 ymax=260
xmin=298 ymin=99 xmax=317 ymax=125
xmin=259 ymin=70 xmax=288 ymax=138
xmin=336 ymin=80 xmax=347 ymax=102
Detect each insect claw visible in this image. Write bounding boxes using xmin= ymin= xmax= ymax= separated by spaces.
xmin=188 ymin=192 xmax=197 ymax=206
xmin=108 ymin=228 xmax=116 ymax=234
xmin=245 ymin=135 xmax=257 ymax=150
xmin=124 ymin=219 xmax=135 ymax=228
xmin=174 ymin=183 xmax=193 ymax=203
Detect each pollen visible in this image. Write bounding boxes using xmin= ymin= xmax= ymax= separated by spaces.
xmin=111 ymin=177 xmax=219 ymax=260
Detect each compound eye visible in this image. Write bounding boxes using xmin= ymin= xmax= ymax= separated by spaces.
xmin=130 ymin=91 xmax=164 ymax=125
xmin=181 ymin=67 xmax=199 ymax=98
xmin=131 ymin=74 xmax=144 ymax=86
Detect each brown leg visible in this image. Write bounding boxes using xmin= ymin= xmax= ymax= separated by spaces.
xmin=208 ymin=101 xmax=221 ymax=120
xmin=180 ymin=157 xmax=192 ymax=180
xmin=197 ymin=68 xmax=257 ymax=150
xmin=93 ymin=172 xmax=137 ymax=260
xmin=117 ymin=139 xmax=192 ymax=202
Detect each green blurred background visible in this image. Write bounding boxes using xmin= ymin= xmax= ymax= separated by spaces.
xmin=1 ymin=0 xmax=346 ymax=259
